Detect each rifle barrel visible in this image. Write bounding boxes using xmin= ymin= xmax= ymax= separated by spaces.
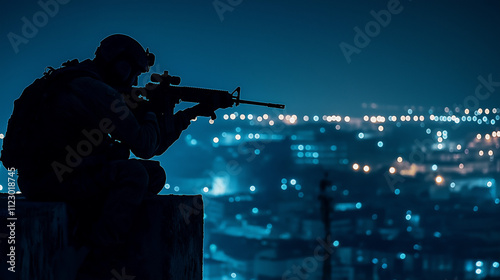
xmin=237 ymin=99 xmax=285 ymax=109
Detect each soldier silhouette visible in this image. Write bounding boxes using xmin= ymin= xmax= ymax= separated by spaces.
xmin=0 ymin=34 xmax=233 ymax=279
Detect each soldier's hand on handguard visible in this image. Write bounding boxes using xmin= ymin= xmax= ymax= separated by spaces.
xmin=190 ymin=93 xmax=234 ymax=120
xmin=190 ymin=103 xmax=218 ymax=120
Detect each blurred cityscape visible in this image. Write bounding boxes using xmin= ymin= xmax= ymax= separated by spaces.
xmin=1 ymin=105 xmax=500 ymax=280
xmin=159 ymin=105 xmax=500 ymax=280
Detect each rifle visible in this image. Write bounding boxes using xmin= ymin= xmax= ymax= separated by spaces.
xmin=139 ymin=71 xmax=285 ymax=111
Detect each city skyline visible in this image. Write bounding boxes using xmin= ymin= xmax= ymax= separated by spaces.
xmin=152 ymin=105 xmax=500 ymax=279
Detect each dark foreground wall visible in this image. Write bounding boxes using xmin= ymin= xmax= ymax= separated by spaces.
xmin=0 ymin=194 xmax=204 ymax=280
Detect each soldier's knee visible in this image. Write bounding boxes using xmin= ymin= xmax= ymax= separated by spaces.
xmin=150 ymin=161 xmax=166 ymax=184
xmin=113 ymin=160 xmax=150 ymax=189
xmin=137 ymin=160 xmax=166 ymax=195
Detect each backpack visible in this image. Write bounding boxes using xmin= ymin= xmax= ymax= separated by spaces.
xmin=0 ymin=59 xmax=99 ymax=174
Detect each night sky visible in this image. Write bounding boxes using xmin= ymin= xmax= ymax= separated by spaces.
xmin=1 ymin=0 xmax=500 ymax=133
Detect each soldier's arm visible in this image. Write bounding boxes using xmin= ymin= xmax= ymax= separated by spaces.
xmin=153 ymin=106 xmax=202 ymax=156
xmin=69 ymin=77 xmax=160 ymax=159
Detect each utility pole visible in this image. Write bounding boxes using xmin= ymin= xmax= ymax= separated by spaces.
xmin=319 ymin=172 xmax=333 ymax=280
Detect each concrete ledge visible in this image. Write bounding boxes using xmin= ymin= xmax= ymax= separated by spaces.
xmin=0 ymin=194 xmax=204 ymax=280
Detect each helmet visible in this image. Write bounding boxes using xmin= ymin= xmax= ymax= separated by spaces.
xmin=95 ymin=34 xmax=155 ymax=73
